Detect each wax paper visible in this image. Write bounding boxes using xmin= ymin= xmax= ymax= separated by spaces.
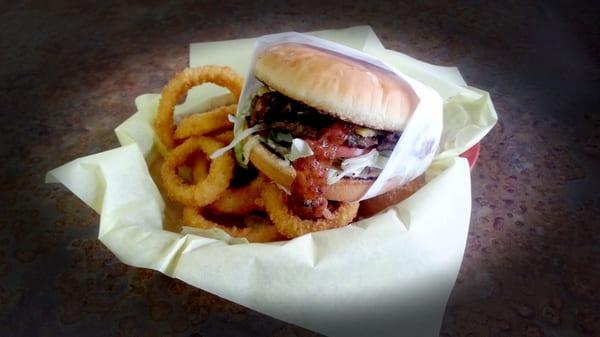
xmin=46 ymin=26 xmax=497 ymax=337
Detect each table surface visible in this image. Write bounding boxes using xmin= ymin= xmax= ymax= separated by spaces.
xmin=2 ymin=1 xmax=599 ymax=336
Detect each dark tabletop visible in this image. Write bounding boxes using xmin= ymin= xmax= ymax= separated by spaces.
xmin=1 ymin=1 xmax=599 ymax=336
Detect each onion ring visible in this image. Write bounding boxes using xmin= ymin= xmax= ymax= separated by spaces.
xmin=154 ymin=66 xmax=243 ymax=150
xmin=183 ymin=157 xmax=277 ymax=242
xmin=262 ymin=182 xmax=359 ymax=238
xmin=191 ymin=155 xmax=210 ymax=182
xmin=174 ymin=104 xmax=237 ymax=140
xmin=182 ymin=207 xmax=281 ymax=243
xmin=212 ymin=130 xmax=234 ymax=144
xmin=177 ymin=165 xmax=193 ymax=182
xmin=209 ymin=175 xmax=265 ymax=215
xmin=161 ymin=136 xmax=234 ymax=207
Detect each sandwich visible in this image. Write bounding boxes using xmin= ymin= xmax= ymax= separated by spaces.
xmin=220 ymin=43 xmax=425 ymax=219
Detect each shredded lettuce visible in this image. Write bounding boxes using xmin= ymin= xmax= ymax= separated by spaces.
xmin=233 ymin=143 xmax=245 ymax=166
xmin=266 ymin=138 xmax=291 ymax=156
xmin=272 ymin=132 xmax=293 ymax=144
xmin=262 ymin=137 xmax=314 ymax=162
xmin=226 ymin=114 xmax=247 ymax=165
xmin=210 ymin=124 xmax=265 ymax=160
xmin=230 ymin=86 xmax=274 ymax=167
xmin=241 ymin=135 xmax=260 ymax=166
xmin=326 ymin=149 xmax=388 ymax=184
xmin=326 ymin=169 xmax=345 ymax=185
xmin=256 ymin=86 xmax=273 ymax=96
xmin=285 ymin=139 xmax=314 ymax=161
xmin=231 ymin=92 xmax=254 ymax=166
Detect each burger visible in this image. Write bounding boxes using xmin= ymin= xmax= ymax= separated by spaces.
xmin=227 ymin=43 xmax=425 ymax=220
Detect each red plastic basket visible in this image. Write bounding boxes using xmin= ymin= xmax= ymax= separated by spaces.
xmin=460 ymin=143 xmax=481 ymax=170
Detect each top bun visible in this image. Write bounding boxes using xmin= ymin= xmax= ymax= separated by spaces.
xmin=254 ymin=43 xmax=418 ymax=131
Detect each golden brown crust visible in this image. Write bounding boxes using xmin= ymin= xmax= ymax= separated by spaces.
xmin=358 ymin=177 xmax=425 ymax=218
xmin=154 ymin=66 xmax=243 ymax=150
xmin=248 ymin=139 xmax=296 ymax=188
xmin=174 ymin=104 xmax=236 ymax=140
xmin=254 ymin=43 xmax=417 ymax=131
xmin=322 ymin=179 xmax=372 ymax=202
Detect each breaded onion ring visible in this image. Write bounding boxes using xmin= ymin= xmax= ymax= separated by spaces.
xmin=154 ymin=66 xmax=243 ymax=150
xmin=161 ymin=136 xmax=234 ymax=207
xmin=191 ymin=155 xmax=210 ymax=182
xmin=212 ymin=130 xmax=234 ymax=144
xmin=209 ymin=175 xmax=265 ymax=215
xmin=182 ymin=207 xmax=281 ymax=243
xmin=262 ymin=182 xmax=359 ymax=238
xmin=174 ymin=104 xmax=237 ymax=140
xmin=182 ymin=156 xmax=278 ymax=242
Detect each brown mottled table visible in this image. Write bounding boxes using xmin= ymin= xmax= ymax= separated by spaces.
xmin=2 ymin=1 xmax=598 ymax=336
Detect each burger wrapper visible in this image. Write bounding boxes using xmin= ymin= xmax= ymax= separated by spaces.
xmin=238 ymin=32 xmax=444 ymax=200
xmin=46 ymin=26 xmax=497 ymax=337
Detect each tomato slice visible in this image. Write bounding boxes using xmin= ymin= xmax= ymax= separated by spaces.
xmin=305 ymin=124 xmax=372 ymax=159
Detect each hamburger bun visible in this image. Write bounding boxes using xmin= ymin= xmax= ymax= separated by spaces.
xmin=357 ymin=176 xmax=425 ymax=218
xmin=254 ymin=43 xmax=418 ymax=131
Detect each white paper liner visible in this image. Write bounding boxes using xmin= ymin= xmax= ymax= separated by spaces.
xmin=46 ymin=26 xmax=498 ymax=337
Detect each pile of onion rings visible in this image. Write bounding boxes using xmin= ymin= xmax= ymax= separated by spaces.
xmin=152 ymin=66 xmax=423 ymax=242
xmin=182 ymin=160 xmax=282 ymax=243
xmin=153 ymin=66 xmax=282 ymax=242
xmin=209 ymin=175 xmax=265 ymax=215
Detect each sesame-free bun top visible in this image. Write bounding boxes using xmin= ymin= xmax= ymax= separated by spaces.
xmin=254 ymin=43 xmax=418 ymax=131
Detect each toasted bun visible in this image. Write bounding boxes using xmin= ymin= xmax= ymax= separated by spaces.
xmin=254 ymin=43 xmax=418 ymax=131
xmin=358 ymin=176 xmax=425 ymax=218
xmin=248 ymin=140 xmax=295 ymax=188
xmin=248 ymin=138 xmax=372 ymax=202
